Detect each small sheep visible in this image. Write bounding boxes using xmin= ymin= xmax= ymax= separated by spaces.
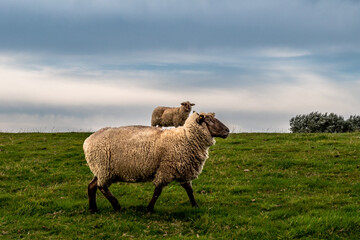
xmin=151 ymin=101 xmax=195 ymax=127
xmin=83 ymin=112 xmax=229 ymax=213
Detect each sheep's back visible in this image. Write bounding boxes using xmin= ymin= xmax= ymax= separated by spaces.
xmin=84 ymin=126 xmax=163 ymax=185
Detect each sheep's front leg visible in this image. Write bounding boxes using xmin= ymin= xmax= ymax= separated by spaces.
xmin=88 ymin=177 xmax=98 ymax=213
xmin=180 ymin=181 xmax=198 ymax=208
xmin=98 ymin=186 xmax=121 ymax=212
xmin=147 ymin=186 xmax=163 ymax=213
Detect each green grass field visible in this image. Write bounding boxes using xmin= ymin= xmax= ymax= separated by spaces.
xmin=1 ymin=132 xmax=360 ymax=239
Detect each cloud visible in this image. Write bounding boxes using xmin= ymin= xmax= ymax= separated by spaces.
xmin=1 ymin=0 xmax=360 ymax=55
xmin=0 ymin=65 xmax=173 ymax=107
xmin=260 ymin=49 xmax=311 ymax=58
xmin=1 ymin=1 xmax=360 ymax=132
xmin=1 ymin=55 xmax=360 ymax=132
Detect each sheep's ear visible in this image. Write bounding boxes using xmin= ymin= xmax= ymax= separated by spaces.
xmin=209 ymin=112 xmax=215 ymax=117
xmin=197 ymin=114 xmax=205 ymax=125
xmin=181 ymin=102 xmax=185 ymax=105
xmin=191 ymin=103 xmax=195 ymax=106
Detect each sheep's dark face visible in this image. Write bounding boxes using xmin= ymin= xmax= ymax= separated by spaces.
xmin=181 ymin=101 xmax=195 ymax=112
xmin=197 ymin=113 xmax=229 ymax=138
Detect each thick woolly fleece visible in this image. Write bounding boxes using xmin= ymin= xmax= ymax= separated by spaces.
xmin=83 ymin=113 xmax=215 ymax=188
xmin=151 ymin=104 xmax=192 ymax=127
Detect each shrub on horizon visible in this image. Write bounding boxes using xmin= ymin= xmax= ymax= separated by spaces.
xmin=290 ymin=112 xmax=360 ymax=133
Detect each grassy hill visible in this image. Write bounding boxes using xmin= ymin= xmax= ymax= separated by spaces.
xmin=1 ymin=132 xmax=360 ymax=239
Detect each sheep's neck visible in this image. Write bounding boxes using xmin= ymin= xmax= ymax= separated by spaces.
xmin=185 ymin=127 xmax=214 ymax=155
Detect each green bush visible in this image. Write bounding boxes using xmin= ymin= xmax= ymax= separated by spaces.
xmin=290 ymin=112 xmax=359 ymax=133
xmin=347 ymin=115 xmax=360 ymax=132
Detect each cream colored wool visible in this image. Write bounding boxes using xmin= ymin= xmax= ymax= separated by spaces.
xmin=83 ymin=113 xmax=215 ymax=188
xmin=151 ymin=101 xmax=194 ymax=127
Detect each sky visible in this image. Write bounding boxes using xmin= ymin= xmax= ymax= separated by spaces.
xmin=1 ymin=0 xmax=360 ymax=132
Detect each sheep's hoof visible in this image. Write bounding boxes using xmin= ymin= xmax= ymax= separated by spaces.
xmin=89 ymin=208 xmax=98 ymax=214
xmin=113 ymin=206 xmax=121 ymax=212
xmin=146 ymin=208 xmax=154 ymax=214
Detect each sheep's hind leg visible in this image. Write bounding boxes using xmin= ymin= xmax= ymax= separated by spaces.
xmin=88 ymin=177 xmax=98 ymax=213
xmin=147 ymin=186 xmax=164 ymax=213
xmin=98 ymin=186 xmax=121 ymax=212
xmin=180 ymin=181 xmax=198 ymax=208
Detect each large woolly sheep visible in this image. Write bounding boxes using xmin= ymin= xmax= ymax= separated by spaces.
xmin=151 ymin=101 xmax=195 ymax=127
xmin=83 ymin=112 xmax=229 ymax=213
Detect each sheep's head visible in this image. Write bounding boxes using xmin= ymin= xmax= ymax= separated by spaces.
xmin=181 ymin=101 xmax=195 ymax=112
xmin=197 ymin=112 xmax=229 ymax=139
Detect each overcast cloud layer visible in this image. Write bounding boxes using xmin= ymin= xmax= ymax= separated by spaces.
xmin=1 ymin=0 xmax=360 ymax=132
